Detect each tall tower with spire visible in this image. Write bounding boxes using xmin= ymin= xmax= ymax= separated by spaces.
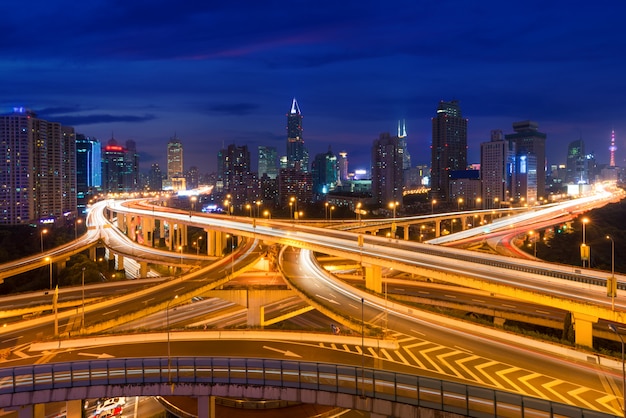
xmin=609 ymin=129 xmax=617 ymax=167
xmin=286 ymin=98 xmax=309 ymax=172
xmin=397 ymin=119 xmax=411 ymax=171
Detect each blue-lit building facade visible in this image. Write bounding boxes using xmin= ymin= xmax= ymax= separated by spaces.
xmin=76 ymin=134 xmax=102 ymax=214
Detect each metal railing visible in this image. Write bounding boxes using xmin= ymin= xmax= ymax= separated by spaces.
xmin=0 ymin=357 xmax=616 ymax=417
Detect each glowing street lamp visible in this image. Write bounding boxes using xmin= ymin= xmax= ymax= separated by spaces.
xmin=246 ymin=203 xmax=252 ymax=218
xmin=263 ymin=210 xmax=271 ymax=219
xmin=356 ymin=202 xmax=362 ymax=224
xmin=389 ymin=201 xmax=398 ymax=238
xmin=40 ymin=228 xmax=48 ymax=253
xmin=528 ymin=231 xmax=537 ymax=257
xmin=431 ymin=199 xmax=437 ymax=214
xmin=75 ymin=219 xmax=82 ymax=240
xmin=255 ymin=200 xmax=261 ymax=217
xmin=329 ymin=206 xmax=335 ymax=221
xmin=324 ymin=202 xmax=329 ymax=221
xmin=45 ymin=256 xmax=52 ymax=289
xmin=457 ymin=197 xmax=464 ymax=211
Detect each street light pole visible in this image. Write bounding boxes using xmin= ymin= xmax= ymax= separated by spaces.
xmin=40 ymin=228 xmax=48 ymax=253
xmin=361 ymin=297 xmax=365 ymax=398
xmin=609 ymin=324 xmax=626 ymax=418
xmin=607 ymin=235 xmax=616 ymax=310
xmin=75 ymin=219 xmax=82 ymax=240
xmin=582 ymin=217 xmax=589 ymax=267
xmin=81 ymin=267 xmax=85 ymax=332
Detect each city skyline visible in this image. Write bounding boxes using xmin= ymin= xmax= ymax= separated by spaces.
xmin=2 ymin=1 xmax=625 ymax=173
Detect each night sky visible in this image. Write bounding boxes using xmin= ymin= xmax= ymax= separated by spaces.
xmin=2 ymin=1 xmax=625 ymax=174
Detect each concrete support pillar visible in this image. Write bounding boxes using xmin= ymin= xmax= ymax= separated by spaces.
xmin=89 ymin=246 xmax=96 ymax=261
xmin=16 ymin=404 xmax=45 ymax=418
xmin=435 ymin=220 xmax=441 ymax=237
xmin=141 ymin=216 xmax=155 ymax=247
xmin=159 ymin=221 xmax=166 ymax=248
xmin=403 ymin=226 xmax=409 ymax=241
xmin=117 ymin=254 xmax=125 ymax=271
xmin=572 ymin=312 xmax=598 ymax=348
xmin=462 ymin=216 xmax=468 ymax=231
xmin=206 ymin=230 xmax=217 ymax=257
xmin=216 ymin=232 xmax=225 ymax=257
xmin=197 ymin=396 xmax=215 ymax=418
xmin=364 ymin=264 xmax=382 ymax=293
xmin=180 ymin=224 xmax=188 ymax=249
xmin=117 ymin=213 xmax=126 ymax=234
xmin=139 ymin=261 xmax=148 ymax=278
xmin=66 ymin=400 xmax=83 ymax=418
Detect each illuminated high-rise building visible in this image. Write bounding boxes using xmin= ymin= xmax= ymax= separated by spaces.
xmin=505 ymin=121 xmax=546 ymax=200
xmin=398 ymin=119 xmax=411 ymax=171
xmin=480 ymin=130 xmax=516 ymax=208
xmin=337 ymin=151 xmax=349 ymax=182
xmin=167 ymin=136 xmax=185 ymax=190
xmin=102 ymin=138 xmax=139 ymax=193
xmin=258 ymin=145 xmax=278 ymax=179
xmin=371 ymin=132 xmax=403 ymax=206
xmin=609 ymin=129 xmax=617 ymax=167
xmin=76 ymin=134 xmax=102 ymax=214
xmin=0 ymin=107 xmax=77 ymax=224
xmin=430 ymin=100 xmax=467 ymax=201
xmin=286 ymin=98 xmax=309 ymax=172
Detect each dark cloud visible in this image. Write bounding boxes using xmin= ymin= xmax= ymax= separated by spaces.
xmin=48 ymin=114 xmax=157 ymax=126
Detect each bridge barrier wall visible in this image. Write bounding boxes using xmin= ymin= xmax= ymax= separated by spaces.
xmin=0 ymin=357 xmax=614 ymax=418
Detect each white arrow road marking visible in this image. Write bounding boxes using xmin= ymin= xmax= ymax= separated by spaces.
xmin=78 ymin=352 xmax=114 ymax=359
xmin=262 ymin=346 xmax=301 ymax=358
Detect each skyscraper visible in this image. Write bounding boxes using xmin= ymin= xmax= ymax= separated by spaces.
xmin=337 ymin=151 xmax=349 ymax=183
xmin=76 ymin=134 xmax=102 ymax=214
xmin=480 ymin=130 xmax=515 ymax=208
xmin=505 ymin=121 xmax=546 ymax=200
xmin=258 ymin=145 xmax=278 ymax=179
xmin=167 ymin=136 xmax=185 ymax=191
xmin=286 ymin=98 xmax=309 ymax=172
xmin=221 ymin=144 xmax=253 ymax=206
xmin=398 ymin=119 xmax=411 ymax=171
xmin=102 ymin=138 xmax=139 ymax=193
xmin=371 ymin=132 xmax=403 ymax=206
xmin=311 ymin=147 xmax=338 ymax=198
xmin=566 ymin=139 xmax=586 ymax=184
xmin=0 ymin=107 xmax=77 ymax=224
xmin=430 ymin=100 xmax=468 ymax=202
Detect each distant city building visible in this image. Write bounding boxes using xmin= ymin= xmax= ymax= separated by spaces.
xmin=480 ymin=130 xmax=515 ymax=208
xmin=311 ymin=147 xmax=338 ymax=199
xmin=430 ymin=100 xmax=468 ymax=202
xmin=0 ymin=107 xmax=77 ymax=224
xmin=337 ymin=151 xmax=349 ymax=183
xmin=102 ymin=138 xmax=139 ymax=193
xmin=258 ymin=145 xmax=278 ymax=179
xmin=185 ymin=166 xmax=199 ymax=190
xmin=76 ymin=134 xmax=102 ymax=214
xmin=505 ymin=121 xmax=546 ymax=200
xmin=148 ymin=163 xmax=163 ymax=191
xmin=286 ymin=98 xmax=309 ymax=172
xmin=371 ymin=132 xmax=403 ymax=206
xmin=511 ymin=152 xmax=538 ymax=204
xmin=278 ymin=167 xmax=313 ymax=208
xmin=566 ymin=139 xmax=587 ymax=184
xmin=166 ymin=136 xmax=185 ymax=191
xmin=221 ymin=144 xmax=253 ymax=207
xmin=397 ymin=119 xmax=411 ymax=171
xmin=449 ymin=170 xmax=481 ymax=208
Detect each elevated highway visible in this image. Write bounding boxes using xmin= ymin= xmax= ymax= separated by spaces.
xmin=105 ymin=189 xmax=625 ymax=346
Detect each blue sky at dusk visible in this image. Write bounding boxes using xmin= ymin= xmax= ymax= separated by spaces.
xmin=2 ymin=1 xmax=625 ymax=174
